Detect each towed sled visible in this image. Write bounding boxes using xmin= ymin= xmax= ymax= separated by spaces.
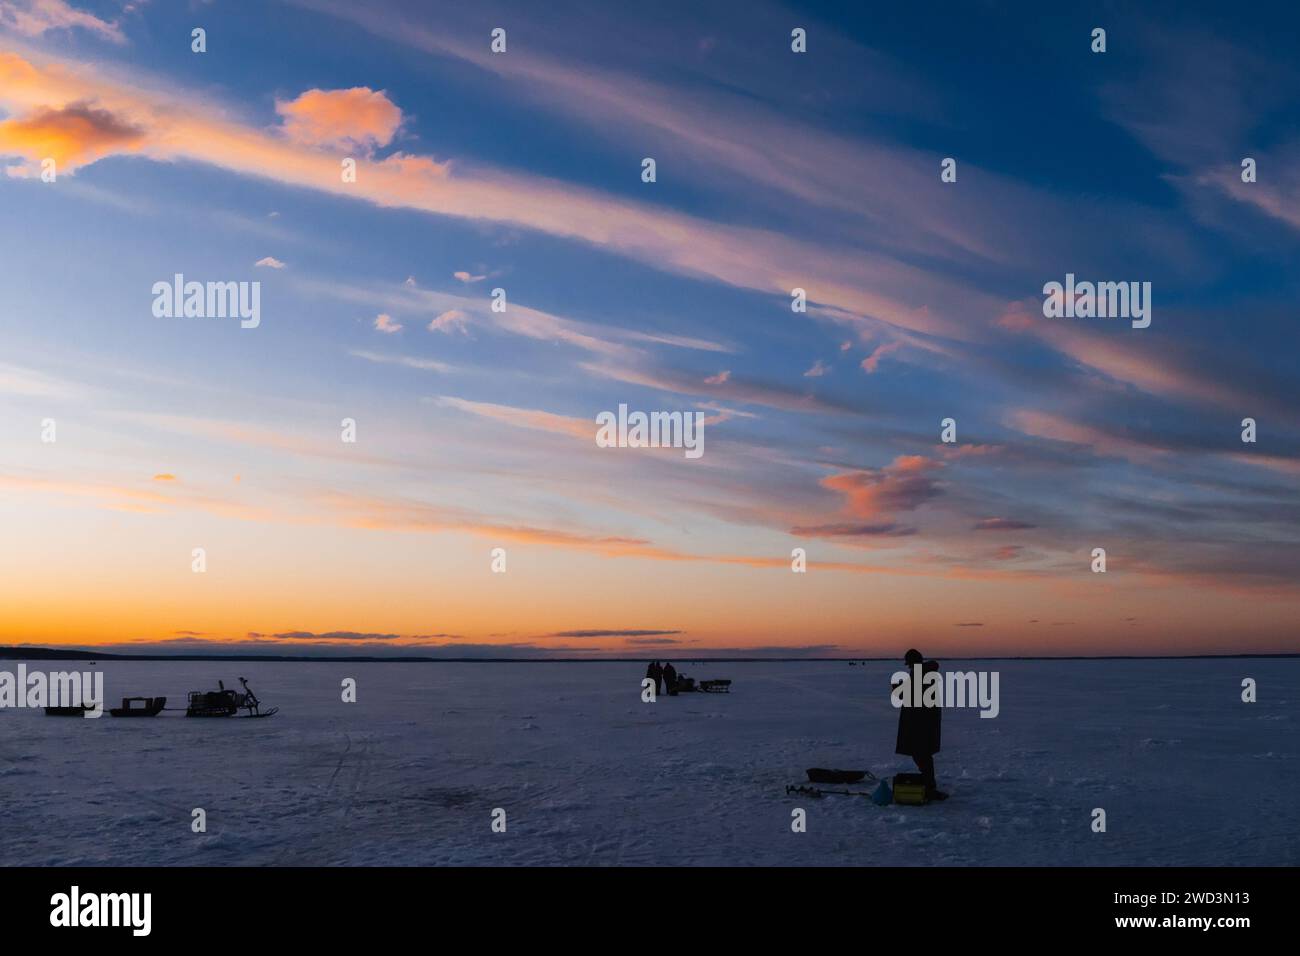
xmin=109 ymin=696 xmax=166 ymax=717
xmin=186 ymin=678 xmax=278 ymax=718
xmin=806 ymin=767 xmax=868 ymax=784
xmin=668 ymin=675 xmax=732 ymax=694
xmin=44 ymin=705 xmax=90 ymax=717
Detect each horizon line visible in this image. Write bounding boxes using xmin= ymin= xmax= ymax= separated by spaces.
xmin=1 ymin=646 xmax=1296 ymax=664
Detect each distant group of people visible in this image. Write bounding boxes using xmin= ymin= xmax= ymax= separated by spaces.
xmin=645 ymin=660 xmax=678 ymax=696
xmin=643 ymin=648 xmax=947 ymax=801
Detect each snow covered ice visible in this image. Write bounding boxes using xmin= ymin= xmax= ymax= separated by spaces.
xmin=1 ymin=658 xmax=1295 ymax=866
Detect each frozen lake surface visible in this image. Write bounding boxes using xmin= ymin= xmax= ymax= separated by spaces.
xmin=1 ymin=658 xmax=1295 ymax=866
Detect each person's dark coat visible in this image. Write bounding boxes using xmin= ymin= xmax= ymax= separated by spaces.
xmin=662 ymin=663 xmax=678 ymax=695
xmin=895 ymin=659 xmax=942 ymax=757
xmin=646 ymin=661 xmax=663 ymax=694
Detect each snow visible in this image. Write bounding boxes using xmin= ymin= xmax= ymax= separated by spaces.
xmin=1 ymin=658 xmax=1295 ymax=865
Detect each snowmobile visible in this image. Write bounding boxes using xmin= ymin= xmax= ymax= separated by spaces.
xmin=185 ymin=678 xmax=278 ymax=718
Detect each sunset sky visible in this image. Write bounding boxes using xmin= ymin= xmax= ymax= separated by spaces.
xmin=1 ymin=1 xmax=1297 ymax=657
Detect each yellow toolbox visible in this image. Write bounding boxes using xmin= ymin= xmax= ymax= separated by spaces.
xmin=892 ymin=773 xmax=929 ymax=805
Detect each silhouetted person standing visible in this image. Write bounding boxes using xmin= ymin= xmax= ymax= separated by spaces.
xmin=663 ymin=662 xmax=678 ymax=696
xmin=646 ymin=660 xmax=663 ymax=695
xmin=894 ymin=648 xmax=947 ymax=800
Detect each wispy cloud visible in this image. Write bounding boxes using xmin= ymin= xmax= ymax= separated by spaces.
xmin=434 ymin=396 xmax=593 ymax=441
xmin=0 ymin=51 xmax=996 ymax=345
xmin=548 ymin=629 xmax=682 ymax=639
xmin=972 ymin=517 xmax=1036 ymax=531
xmin=427 ymin=308 xmax=471 ymax=334
xmin=348 ymin=349 xmax=450 ymax=372
xmin=0 ymin=0 xmax=125 ymax=44
xmin=583 ymin=361 xmax=858 ymax=415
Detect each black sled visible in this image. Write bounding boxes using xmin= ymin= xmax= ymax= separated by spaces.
xmin=806 ymin=767 xmax=870 ymax=784
xmin=109 ymin=696 xmax=166 ymax=717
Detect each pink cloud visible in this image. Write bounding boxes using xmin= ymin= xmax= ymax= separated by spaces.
xmin=860 ymin=340 xmax=902 ymax=373
xmin=996 ymin=299 xmax=1247 ymax=409
xmin=821 ymin=455 xmax=944 ymax=520
xmin=427 ymin=309 xmax=471 ymax=334
xmin=275 ymin=87 xmax=403 ymax=154
xmin=0 ymin=0 xmax=124 ymax=43
xmin=435 ymin=396 xmax=592 ymax=440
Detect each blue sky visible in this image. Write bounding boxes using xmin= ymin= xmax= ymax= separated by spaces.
xmin=0 ymin=0 xmax=1297 ymax=656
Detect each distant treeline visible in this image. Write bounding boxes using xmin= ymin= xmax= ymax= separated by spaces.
xmin=0 ymin=646 xmax=1294 ymax=663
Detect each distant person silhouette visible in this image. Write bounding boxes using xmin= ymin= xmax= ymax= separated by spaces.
xmin=894 ymin=648 xmax=947 ymax=800
xmin=646 ymin=660 xmax=663 ymax=695
xmin=663 ymin=661 xmax=678 ymax=696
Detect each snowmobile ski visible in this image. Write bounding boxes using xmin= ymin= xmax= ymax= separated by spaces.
xmin=236 ymin=706 xmax=278 ymax=718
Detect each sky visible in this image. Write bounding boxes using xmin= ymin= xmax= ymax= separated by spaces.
xmin=1 ymin=0 xmax=1298 ymax=658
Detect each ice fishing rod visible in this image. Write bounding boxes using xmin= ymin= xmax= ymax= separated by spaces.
xmin=785 ymin=784 xmax=877 ymax=798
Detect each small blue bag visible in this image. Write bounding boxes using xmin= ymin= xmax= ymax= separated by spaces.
xmin=871 ymin=779 xmax=892 ymax=805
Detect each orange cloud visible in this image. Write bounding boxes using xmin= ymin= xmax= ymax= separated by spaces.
xmin=0 ymin=101 xmax=144 ymax=172
xmin=0 ymin=474 xmax=271 ymax=521
xmin=821 ymin=455 xmax=944 ymax=520
xmin=274 ymin=87 xmax=403 ymax=153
